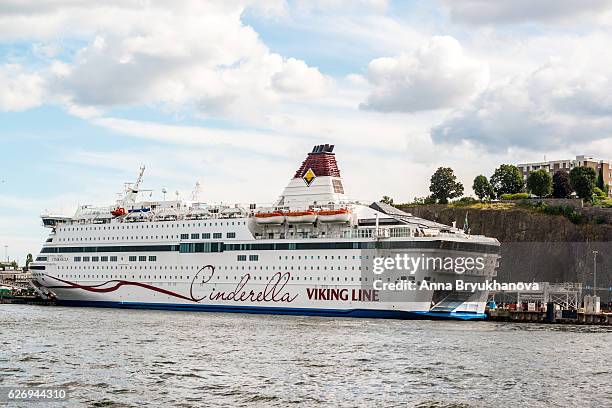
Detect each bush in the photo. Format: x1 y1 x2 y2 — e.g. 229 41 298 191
453 196 478 206
500 193 530 200
411 196 437 205
595 216 606 225
535 202 584 224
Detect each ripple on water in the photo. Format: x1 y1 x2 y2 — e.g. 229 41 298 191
1 305 612 407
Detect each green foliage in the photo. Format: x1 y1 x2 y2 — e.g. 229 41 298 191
453 196 478 206
429 167 464 204
597 165 605 191
411 196 437 205
593 187 607 199
595 216 606 225
490 164 524 197
500 193 530 200
526 169 552 198
533 202 584 224
569 166 597 200
380 195 394 205
472 175 495 201
552 171 572 198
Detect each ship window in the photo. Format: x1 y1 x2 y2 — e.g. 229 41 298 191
149 256 157 261
73 257 80 262
237 255 247 261
129 256 137 262
191 233 199 239
139 256 146 261
227 232 236 239
83 256 90 262
180 234 189 239
203 233 211 239
110 256 117 262
101 256 108 262
249 255 259 261
213 232 222 239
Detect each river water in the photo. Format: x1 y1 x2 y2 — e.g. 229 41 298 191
1 305 611 407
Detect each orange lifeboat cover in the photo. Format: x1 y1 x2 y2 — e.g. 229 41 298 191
255 211 284 218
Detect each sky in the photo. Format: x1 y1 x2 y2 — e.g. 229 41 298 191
2 0 612 262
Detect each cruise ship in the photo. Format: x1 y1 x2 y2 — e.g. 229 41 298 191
30 145 500 320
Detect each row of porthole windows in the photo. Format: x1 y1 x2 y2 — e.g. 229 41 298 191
57 263 369 272
57 232 235 242
58 220 247 233
279 255 366 260
53 273 379 283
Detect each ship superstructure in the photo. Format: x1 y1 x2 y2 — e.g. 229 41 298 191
31 145 500 319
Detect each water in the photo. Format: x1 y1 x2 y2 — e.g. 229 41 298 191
1 305 611 407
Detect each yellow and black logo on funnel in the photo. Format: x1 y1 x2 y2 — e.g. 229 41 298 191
303 168 316 186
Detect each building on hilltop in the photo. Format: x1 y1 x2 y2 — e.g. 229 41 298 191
517 155 612 197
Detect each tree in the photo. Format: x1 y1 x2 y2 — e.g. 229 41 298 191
526 169 553 198
472 175 495 201
412 196 437 205
380 196 394 205
569 166 597 200
593 187 607 200
597 165 606 192
429 167 464 204
490 164 524 197
552 171 572 198
26 253 33 268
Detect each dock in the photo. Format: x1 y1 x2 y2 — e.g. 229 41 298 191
0 296 56 306
487 308 612 325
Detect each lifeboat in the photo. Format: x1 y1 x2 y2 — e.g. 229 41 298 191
111 207 127 217
254 211 285 225
285 210 317 224
317 208 351 223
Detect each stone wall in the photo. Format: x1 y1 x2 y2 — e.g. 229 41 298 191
398 204 612 302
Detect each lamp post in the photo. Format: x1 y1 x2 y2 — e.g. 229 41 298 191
592 250 598 297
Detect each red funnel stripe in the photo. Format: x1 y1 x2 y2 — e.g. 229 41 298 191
294 152 340 178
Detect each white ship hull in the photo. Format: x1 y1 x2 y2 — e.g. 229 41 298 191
31 144 500 320
31 229 498 320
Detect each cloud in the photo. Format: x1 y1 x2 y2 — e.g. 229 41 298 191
291 0 389 14
0 1 330 119
271 58 330 97
431 58 612 152
0 64 45 111
441 0 612 25
91 117 295 157
359 36 488 112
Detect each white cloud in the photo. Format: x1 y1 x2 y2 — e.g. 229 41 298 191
91 117 295 157
0 1 330 119
0 64 45 111
441 0 612 25
431 57 612 152
271 58 331 97
291 0 389 15
359 36 489 112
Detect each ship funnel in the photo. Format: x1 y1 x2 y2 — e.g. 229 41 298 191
276 144 346 209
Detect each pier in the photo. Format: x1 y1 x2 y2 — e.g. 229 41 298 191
487 308 612 325
486 281 612 326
